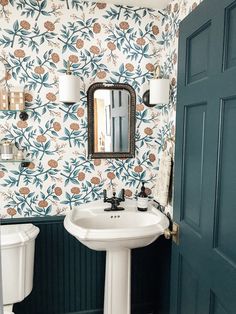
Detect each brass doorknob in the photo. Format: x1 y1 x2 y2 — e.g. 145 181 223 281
164 228 176 239
164 222 179 244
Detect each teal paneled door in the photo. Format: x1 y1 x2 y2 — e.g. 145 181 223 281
171 0 236 313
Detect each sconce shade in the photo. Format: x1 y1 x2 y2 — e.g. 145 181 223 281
59 74 80 105
150 78 170 104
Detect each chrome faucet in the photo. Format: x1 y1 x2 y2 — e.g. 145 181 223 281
103 189 125 211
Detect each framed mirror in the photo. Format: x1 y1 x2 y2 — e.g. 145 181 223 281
87 82 136 159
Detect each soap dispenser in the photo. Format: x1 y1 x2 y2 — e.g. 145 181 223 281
137 182 148 211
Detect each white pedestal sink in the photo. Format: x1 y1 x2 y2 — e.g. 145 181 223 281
64 199 169 314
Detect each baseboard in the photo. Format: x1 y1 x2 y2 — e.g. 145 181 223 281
132 302 154 314
66 303 153 314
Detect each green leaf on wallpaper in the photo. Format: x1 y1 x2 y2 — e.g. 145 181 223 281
43 83 51 88
40 0 47 9
44 141 51 150
45 206 52 215
13 20 19 32
42 72 49 82
5 29 14 35
157 40 165 45
150 34 156 40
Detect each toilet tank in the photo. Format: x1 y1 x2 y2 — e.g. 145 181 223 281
1 224 40 305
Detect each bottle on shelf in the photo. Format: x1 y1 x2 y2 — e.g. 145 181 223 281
0 141 14 160
137 182 148 212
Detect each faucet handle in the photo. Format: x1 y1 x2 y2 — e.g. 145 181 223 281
120 189 125 201
103 189 107 202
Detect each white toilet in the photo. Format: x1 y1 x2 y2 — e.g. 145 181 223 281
1 224 39 314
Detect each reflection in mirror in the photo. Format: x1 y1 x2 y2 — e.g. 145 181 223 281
87 83 136 159
94 89 129 152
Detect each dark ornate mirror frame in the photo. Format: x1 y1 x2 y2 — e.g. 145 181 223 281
87 82 136 159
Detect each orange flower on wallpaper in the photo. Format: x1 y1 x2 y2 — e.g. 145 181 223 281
71 187 80 194
93 23 101 34
76 39 84 49
149 154 156 162
77 108 84 117
77 172 85 181
125 63 134 72
96 71 106 79
20 20 31 30
48 160 58 168
107 172 115 180
36 135 47 143
134 165 143 173
7 208 17 217
96 3 107 9
17 121 28 128
46 92 56 101
54 187 63 196
53 122 61 131
91 177 101 185
51 52 60 63
34 66 45 74
89 45 100 54
19 187 30 195
146 63 155 72
68 55 79 63
44 21 55 31
0 171 5 178
25 93 33 102
38 200 48 208
119 21 129 30
70 123 80 130
14 49 25 58
107 42 116 51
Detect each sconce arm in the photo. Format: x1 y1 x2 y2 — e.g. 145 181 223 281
153 65 161 79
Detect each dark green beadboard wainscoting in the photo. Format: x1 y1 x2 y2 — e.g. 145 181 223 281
2 216 171 314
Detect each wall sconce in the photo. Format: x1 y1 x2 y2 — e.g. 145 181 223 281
143 66 170 107
59 61 80 105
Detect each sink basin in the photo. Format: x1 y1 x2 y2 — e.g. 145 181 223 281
64 198 169 314
64 199 169 251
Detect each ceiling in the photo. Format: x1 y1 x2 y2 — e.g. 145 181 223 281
96 0 170 9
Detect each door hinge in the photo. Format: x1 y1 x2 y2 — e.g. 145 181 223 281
164 222 180 245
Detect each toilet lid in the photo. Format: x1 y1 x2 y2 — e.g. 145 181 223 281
1 224 39 247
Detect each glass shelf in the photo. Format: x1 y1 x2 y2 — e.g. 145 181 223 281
0 159 31 167
0 109 28 112
0 159 30 162
0 110 29 121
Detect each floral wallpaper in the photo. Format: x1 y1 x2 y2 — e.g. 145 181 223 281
0 0 203 218
0 0 165 218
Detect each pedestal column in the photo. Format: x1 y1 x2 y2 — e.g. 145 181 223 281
104 248 131 314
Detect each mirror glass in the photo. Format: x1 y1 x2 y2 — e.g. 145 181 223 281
87 83 136 159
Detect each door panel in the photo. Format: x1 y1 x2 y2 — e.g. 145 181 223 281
178 257 199 314
187 22 211 84
111 90 129 151
171 0 236 313
182 103 206 233
214 97 236 265
224 1 236 70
